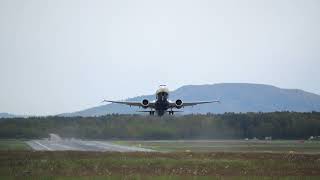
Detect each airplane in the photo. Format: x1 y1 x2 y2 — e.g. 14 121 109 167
102 85 220 116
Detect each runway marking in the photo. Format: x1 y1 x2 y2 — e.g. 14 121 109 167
70 140 102 150
94 141 154 152
51 143 75 150
34 141 52 151
28 139 154 152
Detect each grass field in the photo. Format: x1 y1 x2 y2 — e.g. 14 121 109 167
1 139 320 179
0 151 320 179
113 140 320 153
0 139 31 150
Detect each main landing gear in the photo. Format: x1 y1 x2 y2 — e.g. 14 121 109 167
149 111 155 116
168 111 174 115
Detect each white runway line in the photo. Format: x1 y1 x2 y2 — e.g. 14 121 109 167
34 141 52 151
51 143 77 150
94 141 154 152
27 139 155 152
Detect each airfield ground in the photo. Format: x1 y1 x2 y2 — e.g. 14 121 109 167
0 139 320 179
26 139 154 152
0 139 31 151
1 151 320 179
113 140 320 154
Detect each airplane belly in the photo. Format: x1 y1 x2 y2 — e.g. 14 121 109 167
156 110 166 116
155 100 169 111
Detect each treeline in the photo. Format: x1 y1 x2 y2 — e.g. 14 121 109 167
0 112 320 140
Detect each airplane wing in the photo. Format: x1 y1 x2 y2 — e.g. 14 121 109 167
183 100 220 107
169 100 220 108
102 100 155 108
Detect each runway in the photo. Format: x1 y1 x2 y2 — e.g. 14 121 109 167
27 138 154 152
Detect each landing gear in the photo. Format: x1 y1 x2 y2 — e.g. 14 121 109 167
168 108 174 115
149 111 155 116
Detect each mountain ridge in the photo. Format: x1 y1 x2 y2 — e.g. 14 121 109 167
2 83 319 118
0 113 16 118
59 83 320 117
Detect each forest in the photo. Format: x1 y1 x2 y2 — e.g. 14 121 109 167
0 112 319 140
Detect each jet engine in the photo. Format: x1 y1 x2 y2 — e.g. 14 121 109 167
175 99 183 109
141 99 149 108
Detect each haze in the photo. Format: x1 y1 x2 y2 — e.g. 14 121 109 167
0 0 319 115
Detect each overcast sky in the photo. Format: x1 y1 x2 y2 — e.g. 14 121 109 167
1 0 319 115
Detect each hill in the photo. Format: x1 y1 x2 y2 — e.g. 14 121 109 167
0 113 16 119
60 83 320 117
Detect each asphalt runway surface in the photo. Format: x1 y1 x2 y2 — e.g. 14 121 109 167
27 139 154 152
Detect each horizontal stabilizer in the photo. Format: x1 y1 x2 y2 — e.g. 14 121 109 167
136 110 155 113
166 110 183 113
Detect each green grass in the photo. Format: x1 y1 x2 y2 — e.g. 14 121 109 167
1 176 320 180
0 139 31 150
1 140 320 179
0 151 320 178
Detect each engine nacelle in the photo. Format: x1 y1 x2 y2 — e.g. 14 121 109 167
141 99 149 108
175 99 183 109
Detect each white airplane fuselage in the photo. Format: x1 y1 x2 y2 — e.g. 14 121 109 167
153 86 170 116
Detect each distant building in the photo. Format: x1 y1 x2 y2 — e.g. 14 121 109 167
265 136 272 140
309 136 320 141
